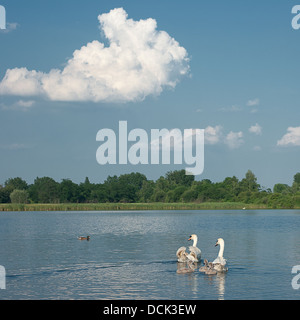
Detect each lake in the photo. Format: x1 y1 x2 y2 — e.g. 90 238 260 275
0 210 300 300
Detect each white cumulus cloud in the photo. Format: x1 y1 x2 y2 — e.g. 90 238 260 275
224 131 244 149
204 125 223 144
249 123 262 135
277 127 300 146
0 8 189 103
145 125 246 151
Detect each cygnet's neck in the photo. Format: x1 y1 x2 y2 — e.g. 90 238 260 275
218 240 225 258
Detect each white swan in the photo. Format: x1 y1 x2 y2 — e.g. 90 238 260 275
176 234 201 262
213 238 228 272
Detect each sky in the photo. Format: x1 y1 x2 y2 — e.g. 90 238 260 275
0 0 300 189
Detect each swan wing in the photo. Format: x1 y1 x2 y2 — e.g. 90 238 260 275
188 246 201 262
212 256 227 265
186 253 197 262
189 246 201 260
176 246 188 262
213 263 228 272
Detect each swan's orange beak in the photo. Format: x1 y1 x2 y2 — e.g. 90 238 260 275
188 236 192 241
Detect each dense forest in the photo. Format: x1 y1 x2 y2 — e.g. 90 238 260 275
0 170 300 209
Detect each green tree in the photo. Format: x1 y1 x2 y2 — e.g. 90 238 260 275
90 184 109 203
0 186 11 203
294 173 300 184
29 177 59 203
10 189 29 204
104 175 121 202
59 179 80 203
165 170 194 187
0 177 28 203
165 190 176 202
103 173 147 203
181 188 198 202
118 172 147 190
153 176 170 192
221 176 240 201
151 189 166 202
273 183 292 194
137 180 155 202
78 177 93 202
239 170 260 192
237 191 252 203
292 173 300 193
173 186 188 202
147 176 169 202
195 179 216 201
5 177 28 191
165 187 188 202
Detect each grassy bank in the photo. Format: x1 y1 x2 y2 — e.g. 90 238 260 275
0 202 272 212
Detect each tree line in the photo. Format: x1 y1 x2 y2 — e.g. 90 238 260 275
0 170 300 208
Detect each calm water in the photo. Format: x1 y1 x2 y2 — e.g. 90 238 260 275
0 210 300 300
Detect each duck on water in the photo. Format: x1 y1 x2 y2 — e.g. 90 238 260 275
78 236 90 241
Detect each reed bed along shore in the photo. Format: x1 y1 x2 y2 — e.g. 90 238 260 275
0 202 271 212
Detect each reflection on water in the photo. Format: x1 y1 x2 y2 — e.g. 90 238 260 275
0 210 300 299
176 261 226 300
213 273 226 300
201 271 227 300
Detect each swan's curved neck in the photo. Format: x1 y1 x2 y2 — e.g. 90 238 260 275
218 240 224 258
192 237 198 247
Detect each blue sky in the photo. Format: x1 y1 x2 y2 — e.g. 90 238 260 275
0 0 299 189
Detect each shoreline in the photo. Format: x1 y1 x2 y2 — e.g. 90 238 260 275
0 202 298 212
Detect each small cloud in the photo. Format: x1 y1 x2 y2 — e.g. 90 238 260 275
16 99 35 108
224 131 244 149
247 98 260 107
1 99 35 111
0 22 19 33
204 125 222 145
277 127 300 146
219 105 242 112
196 108 203 113
249 123 262 135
